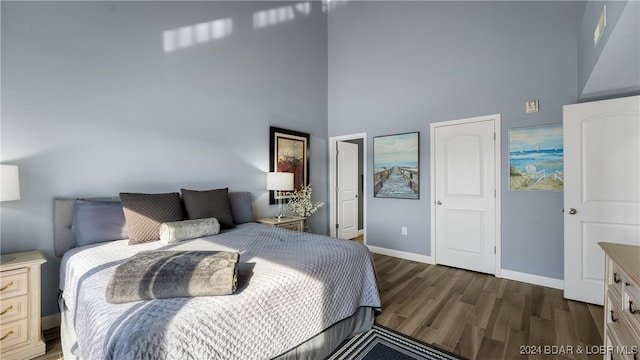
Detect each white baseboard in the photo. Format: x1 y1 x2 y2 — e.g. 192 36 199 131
367 245 434 265
42 312 61 330
368 246 564 290
499 269 564 290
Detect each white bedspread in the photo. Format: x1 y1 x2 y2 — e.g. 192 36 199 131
60 222 381 360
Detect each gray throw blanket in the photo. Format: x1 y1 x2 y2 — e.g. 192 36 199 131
105 250 239 303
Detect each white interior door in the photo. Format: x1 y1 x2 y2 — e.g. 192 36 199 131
337 141 359 239
563 95 640 305
433 117 498 274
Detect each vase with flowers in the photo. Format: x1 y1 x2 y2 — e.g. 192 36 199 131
287 185 325 232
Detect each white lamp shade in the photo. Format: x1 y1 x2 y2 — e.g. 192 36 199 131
266 172 294 191
0 165 20 201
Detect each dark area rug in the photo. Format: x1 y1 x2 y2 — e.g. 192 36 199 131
327 324 466 360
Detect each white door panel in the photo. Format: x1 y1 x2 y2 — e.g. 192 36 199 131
337 141 359 240
434 118 497 275
564 95 640 305
446 135 482 196
444 209 484 253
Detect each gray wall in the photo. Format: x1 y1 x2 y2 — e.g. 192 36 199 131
0 1 328 316
328 1 584 278
577 1 640 100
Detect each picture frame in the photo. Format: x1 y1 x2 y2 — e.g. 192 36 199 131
373 132 420 199
509 124 564 191
269 126 310 204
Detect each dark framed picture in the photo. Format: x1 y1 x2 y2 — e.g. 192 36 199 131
269 126 309 204
373 132 420 199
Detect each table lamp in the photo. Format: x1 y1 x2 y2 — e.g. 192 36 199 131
1 164 21 264
267 172 293 220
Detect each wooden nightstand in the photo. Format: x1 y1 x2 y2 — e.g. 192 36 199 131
0 251 46 360
256 216 305 232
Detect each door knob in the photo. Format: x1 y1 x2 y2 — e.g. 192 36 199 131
568 208 577 215
436 201 442 205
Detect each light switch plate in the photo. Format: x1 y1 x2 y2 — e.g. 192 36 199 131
526 99 539 113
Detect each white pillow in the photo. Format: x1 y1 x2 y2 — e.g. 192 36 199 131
159 218 220 244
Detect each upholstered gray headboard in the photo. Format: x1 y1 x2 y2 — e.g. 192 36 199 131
53 192 254 257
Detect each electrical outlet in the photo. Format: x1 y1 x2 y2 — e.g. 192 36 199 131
401 227 407 235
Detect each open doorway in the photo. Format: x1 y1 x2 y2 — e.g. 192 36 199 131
329 133 366 242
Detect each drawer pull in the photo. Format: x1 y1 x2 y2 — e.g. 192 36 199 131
0 329 14 341
0 281 14 291
0 305 14 315
613 273 621 283
630 300 640 315
610 310 618 322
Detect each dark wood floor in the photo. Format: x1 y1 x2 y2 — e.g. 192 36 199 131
36 252 604 360
372 253 604 360
34 326 63 360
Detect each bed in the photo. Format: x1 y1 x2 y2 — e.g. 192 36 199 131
54 191 381 360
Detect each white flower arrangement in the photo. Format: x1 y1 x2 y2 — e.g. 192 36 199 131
287 185 325 218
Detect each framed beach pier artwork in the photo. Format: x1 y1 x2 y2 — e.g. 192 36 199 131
373 132 420 199
509 124 564 191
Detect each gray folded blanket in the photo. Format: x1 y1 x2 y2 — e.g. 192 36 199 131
106 250 239 304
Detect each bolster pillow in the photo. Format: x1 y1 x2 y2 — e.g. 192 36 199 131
159 217 220 244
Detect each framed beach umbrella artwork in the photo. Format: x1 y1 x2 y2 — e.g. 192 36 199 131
373 132 420 199
509 124 564 191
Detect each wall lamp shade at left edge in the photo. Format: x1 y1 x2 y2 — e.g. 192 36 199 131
1 164 21 201
1 164 21 263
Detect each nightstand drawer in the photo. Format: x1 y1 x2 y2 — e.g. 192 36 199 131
0 295 27 325
0 318 28 351
610 263 624 299
622 289 640 337
278 222 303 231
0 269 28 300
256 217 305 232
623 272 640 308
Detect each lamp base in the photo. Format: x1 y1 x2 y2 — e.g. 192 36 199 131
0 255 16 264
277 199 284 220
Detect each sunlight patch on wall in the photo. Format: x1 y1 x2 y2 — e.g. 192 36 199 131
322 0 349 13
253 2 312 29
163 18 233 53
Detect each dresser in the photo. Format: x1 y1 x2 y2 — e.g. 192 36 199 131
599 242 640 360
0 251 47 360
256 216 305 232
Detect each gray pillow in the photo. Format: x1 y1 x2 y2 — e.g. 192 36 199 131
73 200 128 246
119 192 185 244
229 192 254 224
181 188 235 229
159 218 220 244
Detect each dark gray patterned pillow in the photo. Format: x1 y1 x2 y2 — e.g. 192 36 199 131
119 192 185 244
181 188 236 229
229 192 254 224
